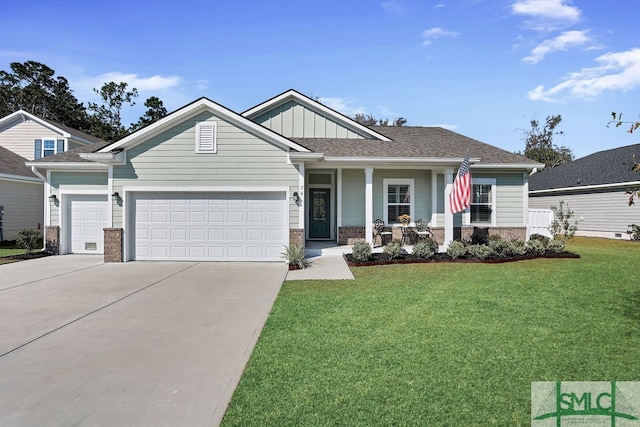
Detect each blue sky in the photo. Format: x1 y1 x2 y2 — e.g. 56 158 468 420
1 0 639 158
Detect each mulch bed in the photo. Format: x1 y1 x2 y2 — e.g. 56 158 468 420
0 251 53 264
344 252 580 267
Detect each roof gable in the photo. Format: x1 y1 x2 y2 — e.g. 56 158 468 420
529 143 640 191
99 97 309 154
243 89 391 141
0 110 98 145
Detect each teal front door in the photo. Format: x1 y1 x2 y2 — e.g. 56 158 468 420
309 189 331 239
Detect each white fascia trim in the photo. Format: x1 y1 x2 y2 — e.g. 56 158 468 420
529 181 640 194
99 98 310 154
289 152 324 162
0 173 43 183
79 151 125 165
323 157 482 164
122 185 289 193
242 90 392 142
0 110 70 137
24 162 108 171
471 163 545 170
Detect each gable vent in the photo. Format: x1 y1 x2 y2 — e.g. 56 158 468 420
196 122 217 153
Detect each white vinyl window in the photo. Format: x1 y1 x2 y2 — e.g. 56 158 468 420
34 138 65 158
470 178 496 225
195 121 217 153
383 178 414 224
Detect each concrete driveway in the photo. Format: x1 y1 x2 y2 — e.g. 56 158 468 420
0 255 286 426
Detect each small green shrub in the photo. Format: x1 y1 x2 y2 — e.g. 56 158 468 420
629 224 640 241
526 239 546 255
466 244 493 260
412 239 437 259
550 200 578 240
381 242 402 261
528 234 551 247
511 239 528 256
488 238 512 257
281 243 310 269
447 241 467 259
546 239 566 254
351 241 372 262
16 229 41 254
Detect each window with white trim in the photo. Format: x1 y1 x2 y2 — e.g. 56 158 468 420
383 179 414 224
470 178 496 225
34 138 65 159
195 121 217 153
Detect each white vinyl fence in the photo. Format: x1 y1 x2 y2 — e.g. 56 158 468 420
527 209 554 239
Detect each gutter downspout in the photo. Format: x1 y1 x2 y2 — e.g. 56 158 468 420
31 166 48 249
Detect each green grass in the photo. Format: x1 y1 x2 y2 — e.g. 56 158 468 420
0 247 27 257
222 238 640 426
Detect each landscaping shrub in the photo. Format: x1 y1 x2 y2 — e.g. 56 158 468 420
526 239 546 255
630 224 640 241
351 241 372 262
546 239 566 254
528 233 550 247
466 244 493 260
488 238 513 257
381 242 402 261
16 229 41 254
412 239 437 259
281 243 310 269
510 239 528 256
550 200 578 240
446 240 466 259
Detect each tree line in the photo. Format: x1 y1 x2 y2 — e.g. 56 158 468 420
0 61 168 142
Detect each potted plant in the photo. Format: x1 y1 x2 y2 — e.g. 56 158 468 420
397 214 411 226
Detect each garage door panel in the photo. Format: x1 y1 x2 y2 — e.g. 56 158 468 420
133 192 286 261
68 195 108 254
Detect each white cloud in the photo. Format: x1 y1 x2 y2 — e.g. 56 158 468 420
423 27 461 45
91 72 183 91
318 97 367 117
434 3 446 9
523 30 590 64
194 80 209 91
381 0 406 15
511 0 581 31
528 48 640 101
429 123 459 130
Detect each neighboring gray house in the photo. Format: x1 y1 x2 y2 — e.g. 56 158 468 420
0 110 102 241
529 143 640 240
27 90 542 262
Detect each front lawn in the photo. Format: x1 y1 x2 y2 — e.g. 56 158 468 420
222 237 640 426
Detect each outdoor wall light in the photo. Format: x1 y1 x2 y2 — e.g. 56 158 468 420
111 192 120 201
293 192 299 203
48 194 58 202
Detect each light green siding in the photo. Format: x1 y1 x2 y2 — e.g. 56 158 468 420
474 173 525 226
49 171 108 226
112 111 299 228
253 100 368 139
341 169 365 226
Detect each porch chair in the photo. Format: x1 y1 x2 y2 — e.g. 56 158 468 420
374 219 392 246
415 219 433 241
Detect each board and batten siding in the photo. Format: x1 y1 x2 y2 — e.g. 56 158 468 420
529 189 640 237
0 179 43 240
111 111 299 228
49 172 108 226
253 100 368 139
0 118 56 160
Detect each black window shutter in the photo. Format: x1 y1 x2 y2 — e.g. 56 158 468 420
57 139 65 153
34 139 42 159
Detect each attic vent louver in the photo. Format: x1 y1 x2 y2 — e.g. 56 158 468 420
195 122 217 153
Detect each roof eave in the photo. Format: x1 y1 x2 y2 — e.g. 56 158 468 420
0 173 42 183
25 161 108 170
79 151 125 165
0 110 71 137
530 180 640 194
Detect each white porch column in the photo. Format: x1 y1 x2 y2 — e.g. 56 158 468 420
298 162 305 230
365 167 373 246
336 168 342 228
444 168 454 247
431 170 438 226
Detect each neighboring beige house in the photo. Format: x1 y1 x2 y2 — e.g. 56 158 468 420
0 110 102 241
27 90 542 262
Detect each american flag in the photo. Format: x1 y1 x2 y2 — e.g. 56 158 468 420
449 154 471 214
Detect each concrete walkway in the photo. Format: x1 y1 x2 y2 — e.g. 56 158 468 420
285 255 355 281
0 256 285 426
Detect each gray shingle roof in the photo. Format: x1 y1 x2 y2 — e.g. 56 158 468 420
40 117 105 144
28 139 113 163
293 126 539 165
529 143 640 191
0 146 37 178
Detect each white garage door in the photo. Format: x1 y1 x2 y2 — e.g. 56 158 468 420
132 192 287 261
68 195 109 254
